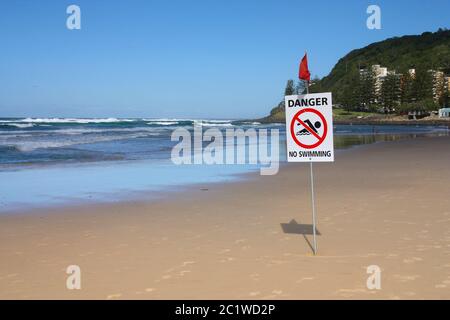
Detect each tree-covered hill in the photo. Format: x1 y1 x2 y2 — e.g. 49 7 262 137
318 29 450 103
260 29 450 123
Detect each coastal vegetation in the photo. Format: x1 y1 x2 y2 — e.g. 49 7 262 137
262 29 450 123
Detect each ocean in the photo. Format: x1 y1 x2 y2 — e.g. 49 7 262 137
0 117 448 211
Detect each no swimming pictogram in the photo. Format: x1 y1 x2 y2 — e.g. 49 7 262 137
290 108 328 149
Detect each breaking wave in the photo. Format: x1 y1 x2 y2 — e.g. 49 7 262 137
17 117 134 124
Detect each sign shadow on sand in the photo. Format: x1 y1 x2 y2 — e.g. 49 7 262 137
280 219 321 254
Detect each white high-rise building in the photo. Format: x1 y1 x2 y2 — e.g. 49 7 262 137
429 70 445 103
371 65 388 97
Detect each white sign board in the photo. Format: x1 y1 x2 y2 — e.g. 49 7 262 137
285 92 334 162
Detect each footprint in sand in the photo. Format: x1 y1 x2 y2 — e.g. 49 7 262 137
272 290 283 295
266 260 287 267
335 288 368 298
261 290 284 299
336 288 367 293
161 275 172 280
79 251 96 257
11 279 25 284
403 257 423 264
250 273 260 281
249 291 261 297
435 278 450 288
106 293 122 299
394 275 420 282
296 277 314 283
219 257 236 263
164 261 196 277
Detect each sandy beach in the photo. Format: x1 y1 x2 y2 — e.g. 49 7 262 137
1 136 450 299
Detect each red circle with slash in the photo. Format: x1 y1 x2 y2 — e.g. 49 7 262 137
290 108 328 149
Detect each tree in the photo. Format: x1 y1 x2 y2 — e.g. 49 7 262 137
437 77 449 107
295 80 306 94
340 85 358 111
309 76 324 94
307 30 450 103
400 72 415 104
380 73 401 113
359 70 376 108
284 80 295 96
340 69 361 111
397 101 425 114
422 98 438 111
443 83 450 107
339 67 377 111
412 68 433 101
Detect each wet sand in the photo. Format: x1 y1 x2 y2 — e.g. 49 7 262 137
1 136 450 299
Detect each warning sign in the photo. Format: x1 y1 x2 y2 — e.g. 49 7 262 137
285 92 334 162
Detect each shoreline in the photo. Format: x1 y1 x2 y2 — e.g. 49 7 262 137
335 119 450 126
0 132 433 216
1 135 450 299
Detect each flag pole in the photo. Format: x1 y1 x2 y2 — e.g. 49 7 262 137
305 79 317 255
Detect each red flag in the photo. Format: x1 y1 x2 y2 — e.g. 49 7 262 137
298 53 311 82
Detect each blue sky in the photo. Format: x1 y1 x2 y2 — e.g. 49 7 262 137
0 0 449 119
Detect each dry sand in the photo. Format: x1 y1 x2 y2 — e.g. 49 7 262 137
1 136 450 299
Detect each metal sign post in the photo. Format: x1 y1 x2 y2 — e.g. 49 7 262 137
285 81 334 256
309 161 317 255
305 81 317 255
